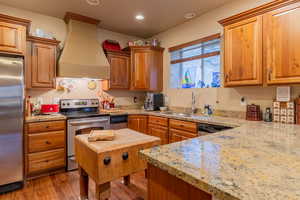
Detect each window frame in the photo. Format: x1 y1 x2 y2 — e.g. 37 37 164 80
168 33 221 89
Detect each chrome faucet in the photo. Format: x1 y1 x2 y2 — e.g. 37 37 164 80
191 92 196 114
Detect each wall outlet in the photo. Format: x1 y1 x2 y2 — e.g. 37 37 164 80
240 97 246 106
53 98 60 104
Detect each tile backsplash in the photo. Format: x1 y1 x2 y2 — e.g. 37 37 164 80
26 77 145 107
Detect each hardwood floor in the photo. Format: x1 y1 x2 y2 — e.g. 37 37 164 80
0 171 147 200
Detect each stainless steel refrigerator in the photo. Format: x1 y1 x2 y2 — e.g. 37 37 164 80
0 55 24 193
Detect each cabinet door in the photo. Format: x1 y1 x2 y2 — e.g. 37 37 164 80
148 124 168 144
0 21 26 55
128 115 148 134
109 54 130 89
31 43 56 88
138 115 148 134
128 116 140 132
264 3 300 84
224 16 263 86
131 50 150 90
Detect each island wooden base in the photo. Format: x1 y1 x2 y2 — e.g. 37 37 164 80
79 166 130 200
147 164 212 200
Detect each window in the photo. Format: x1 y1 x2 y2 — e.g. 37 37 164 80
169 34 221 89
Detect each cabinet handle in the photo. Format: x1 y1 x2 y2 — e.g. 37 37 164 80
45 141 51 145
122 152 129 161
225 73 229 82
268 69 272 81
103 156 111 165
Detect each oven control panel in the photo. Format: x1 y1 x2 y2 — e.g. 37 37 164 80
60 99 99 109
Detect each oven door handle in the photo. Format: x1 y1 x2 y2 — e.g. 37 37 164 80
69 119 109 126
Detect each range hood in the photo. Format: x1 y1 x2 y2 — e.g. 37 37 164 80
58 12 110 79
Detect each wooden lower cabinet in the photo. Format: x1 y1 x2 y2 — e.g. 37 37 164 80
169 119 198 143
128 115 199 144
27 149 65 175
147 164 212 200
128 115 148 134
28 130 65 153
148 116 169 144
25 120 66 179
148 124 168 145
169 119 197 133
169 128 198 143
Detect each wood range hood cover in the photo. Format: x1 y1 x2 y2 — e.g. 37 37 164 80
58 12 110 79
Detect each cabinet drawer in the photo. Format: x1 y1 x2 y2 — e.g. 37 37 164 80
169 119 197 133
28 130 65 153
27 120 65 133
169 128 198 139
27 149 65 175
148 124 168 144
149 116 168 127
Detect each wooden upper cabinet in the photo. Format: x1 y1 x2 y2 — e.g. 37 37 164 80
32 43 55 88
219 0 300 86
131 50 149 90
26 36 60 89
264 2 300 85
0 14 30 55
102 51 130 90
130 46 164 92
223 16 263 86
0 22 26 55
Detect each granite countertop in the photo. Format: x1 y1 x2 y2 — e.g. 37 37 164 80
24 108 300 199
140 118 300 200
25 113 67 123
106 109 244 127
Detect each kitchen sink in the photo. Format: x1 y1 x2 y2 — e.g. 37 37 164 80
161 111 193 117
175 113 193 117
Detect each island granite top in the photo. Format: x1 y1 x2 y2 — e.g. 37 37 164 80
140 119 300 200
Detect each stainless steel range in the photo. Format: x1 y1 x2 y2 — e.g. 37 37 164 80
60 99 110 171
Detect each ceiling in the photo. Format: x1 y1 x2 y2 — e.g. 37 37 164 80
0 0 233 38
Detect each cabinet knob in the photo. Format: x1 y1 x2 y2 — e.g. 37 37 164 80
103 156 111 165
46 125 50 129
122 152 129 161
45 141 51 145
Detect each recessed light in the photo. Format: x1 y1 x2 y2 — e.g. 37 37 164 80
86 0 100 6
135 14 145 21
184 12 196 19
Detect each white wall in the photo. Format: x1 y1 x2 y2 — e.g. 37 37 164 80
153 0 300 112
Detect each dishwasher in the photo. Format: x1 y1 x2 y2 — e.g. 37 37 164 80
198 123 233 136
110 115 128 130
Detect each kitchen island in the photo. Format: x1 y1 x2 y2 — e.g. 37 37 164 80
140 120 300 200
